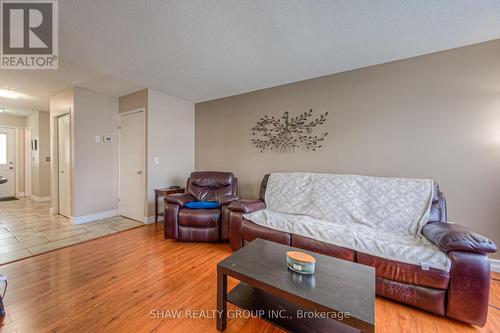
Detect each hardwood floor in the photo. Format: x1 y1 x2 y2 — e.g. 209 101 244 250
0 224 498 333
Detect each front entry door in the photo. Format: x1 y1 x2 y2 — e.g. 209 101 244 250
0 127 15 198
119 111 145 222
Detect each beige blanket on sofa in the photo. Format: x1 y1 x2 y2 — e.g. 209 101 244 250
243 172 451 271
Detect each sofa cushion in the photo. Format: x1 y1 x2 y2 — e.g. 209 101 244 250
291 234 355 262
428 202 443 222
357 252 450 289
178 225 219 242
241 219 290 245
261 172 434 236
243 209 451 271
377 277 446 315
187 172 237 202
190 171 233 188
178 208 220 228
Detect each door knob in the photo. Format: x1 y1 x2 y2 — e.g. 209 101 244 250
137 170 142 175
60 170 64 173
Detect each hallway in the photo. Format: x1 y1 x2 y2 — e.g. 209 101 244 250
0 198 143 265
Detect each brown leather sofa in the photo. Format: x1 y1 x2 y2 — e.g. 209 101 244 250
228 174 497 326
164 171 239 242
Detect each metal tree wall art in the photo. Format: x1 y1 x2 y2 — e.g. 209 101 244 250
251 109 328 153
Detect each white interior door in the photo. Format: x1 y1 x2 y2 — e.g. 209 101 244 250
57 114 71 217
119 111 145 221
0 127 15 198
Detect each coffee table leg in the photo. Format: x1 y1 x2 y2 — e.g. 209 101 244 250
217 270 227 331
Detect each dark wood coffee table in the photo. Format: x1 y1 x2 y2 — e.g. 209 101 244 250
217 239 375 333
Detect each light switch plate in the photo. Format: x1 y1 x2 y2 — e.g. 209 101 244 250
95 136 101 143
154 157 160 165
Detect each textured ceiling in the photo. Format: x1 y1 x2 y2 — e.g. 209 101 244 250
1 0 500 114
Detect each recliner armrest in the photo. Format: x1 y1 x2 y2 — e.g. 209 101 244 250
228 199 266 213
165 193 195 207
422 222 497 254
219 194 240 206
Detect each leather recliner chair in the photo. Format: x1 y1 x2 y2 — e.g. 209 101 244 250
164 171 239 242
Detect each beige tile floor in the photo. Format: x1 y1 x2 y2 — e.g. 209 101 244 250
0 197 144 265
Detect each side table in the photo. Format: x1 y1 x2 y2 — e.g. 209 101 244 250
154 187 185 223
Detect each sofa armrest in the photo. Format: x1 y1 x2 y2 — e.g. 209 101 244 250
422 222 497 254
228 199 266 213
446 251 490 326
229 211 245 251
165 193 195 207
219 194 240 206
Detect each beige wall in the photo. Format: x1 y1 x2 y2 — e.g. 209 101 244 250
26 111 51 198
119 89 148 113
38 112 50 197
196 39 500 258
50 88 119 218
73 87 119 217
0 114 25 194
118 88 194 220
26 112 39 196
146 89 194 217
0 114 25 128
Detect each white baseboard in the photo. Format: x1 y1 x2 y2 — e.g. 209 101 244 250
31 195 51 202
17 192 25 197
71 210 119 224
117 213 148 224
145 215 162 224
490 258 500 273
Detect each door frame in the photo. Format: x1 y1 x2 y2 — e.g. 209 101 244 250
118 108 147 222
54 112 73 219
55 112 71 216
24 126 31 197
0 126 19 197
